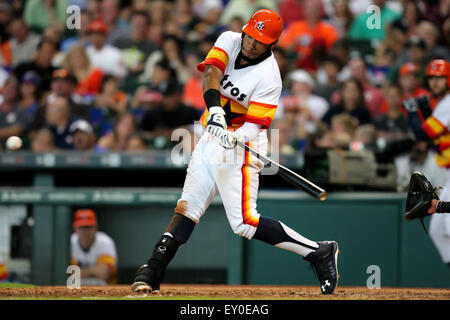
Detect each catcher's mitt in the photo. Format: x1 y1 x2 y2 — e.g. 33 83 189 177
404 172 441 233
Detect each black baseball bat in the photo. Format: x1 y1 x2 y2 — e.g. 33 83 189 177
237 141 327 201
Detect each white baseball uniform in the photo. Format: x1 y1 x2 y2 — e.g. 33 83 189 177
71 231 118 285
422 93 450 262
177 31 282 239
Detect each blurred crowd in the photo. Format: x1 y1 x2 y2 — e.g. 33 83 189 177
0 0 448 167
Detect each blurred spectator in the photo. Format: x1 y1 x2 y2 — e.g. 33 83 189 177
188 0 224 39
182 51 204 114
422 0 449 28
42 25 62 48
101 0 130 45
86 19 128 78
62 44 104 99
45 96 79 149
142 35 189 84
113 10 158 77
282 70 329 138
219 0 276 27
46 69 90 119
351 124 378 151
279 0 305 27
328 0 354 38
226 16 245 33
308 124 336 150
388 36 428 85
348 0 401 41
395 140 448 193
169 0 202 41
139 81 198 148
269 119 296 155
272 47 290 87
330 113 358 149
384 18 409 59
323 78 372 126
96 112 137 151
278 0 339 71
14 38 58 91
31 128 57 152
403 0 423 35
398 62 429 101
69 119 96 151
6 17 41 68
133 59 177 109
86 0 101 21
0 76 32 141
18 71 41 119
71 208 118 285
373 84 409 142
91 75 127 136
0 2 13 44
197 33 216 58
126 134 147 152
328 38 351 83
314 54 343 102
416 21 450 61
23 0 68 32
335 56 386 117
0 254 8 281
147 0 170 44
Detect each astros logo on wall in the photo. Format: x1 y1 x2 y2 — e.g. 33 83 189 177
256 21 265 30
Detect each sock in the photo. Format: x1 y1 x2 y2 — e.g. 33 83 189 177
165 213 196 244
253 216 319 257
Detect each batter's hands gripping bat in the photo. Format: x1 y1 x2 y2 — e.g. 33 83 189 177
236 141 327 201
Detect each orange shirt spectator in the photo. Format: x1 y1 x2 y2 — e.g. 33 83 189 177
278 0 339 70
182 77 203 111
76 68 103 97
278 21 339 68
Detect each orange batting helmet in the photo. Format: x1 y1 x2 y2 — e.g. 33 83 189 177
426 59 450 87
242 9 284 45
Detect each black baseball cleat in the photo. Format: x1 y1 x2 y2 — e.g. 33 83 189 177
131 235 181 293
131 264 160 293
304 241 340 295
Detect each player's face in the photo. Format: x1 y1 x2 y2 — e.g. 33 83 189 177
76 226 97 249
428 76 448 96
242 34 271 60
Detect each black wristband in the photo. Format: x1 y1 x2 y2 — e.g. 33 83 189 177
203 89 221 110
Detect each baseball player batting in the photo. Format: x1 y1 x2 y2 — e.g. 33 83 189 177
131 9 340 295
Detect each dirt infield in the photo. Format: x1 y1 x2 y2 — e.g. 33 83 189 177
0 285 449 300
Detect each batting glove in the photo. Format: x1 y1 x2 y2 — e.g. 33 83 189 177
218 129 240 149
207 107 227 135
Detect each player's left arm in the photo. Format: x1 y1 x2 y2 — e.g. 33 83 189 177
219 79 282 148
80 263 112 282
